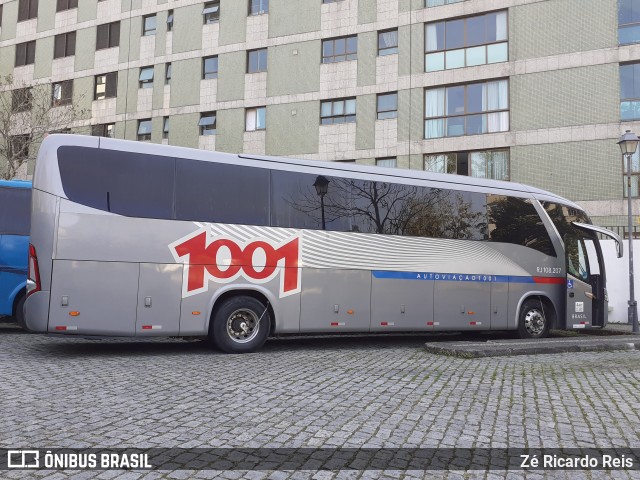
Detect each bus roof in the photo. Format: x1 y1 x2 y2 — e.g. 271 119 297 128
35 134 580 210
0 179 31 189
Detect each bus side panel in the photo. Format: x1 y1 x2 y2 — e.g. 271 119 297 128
24 190 59 333
434 280 490 330
300 268 371 332
48 260 139 335
370 276 434 331
136 263 183 336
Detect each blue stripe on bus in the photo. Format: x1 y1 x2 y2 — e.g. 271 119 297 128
372 270 557 284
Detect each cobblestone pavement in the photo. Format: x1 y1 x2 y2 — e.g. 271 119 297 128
1 323 639 479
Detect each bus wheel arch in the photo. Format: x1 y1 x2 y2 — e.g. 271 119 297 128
208 289 275 353
517 295 556 339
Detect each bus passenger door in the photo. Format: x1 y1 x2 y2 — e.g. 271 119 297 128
136 263 183 336
565 236 594 328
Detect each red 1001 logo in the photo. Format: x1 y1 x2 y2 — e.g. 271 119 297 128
169 228 302 298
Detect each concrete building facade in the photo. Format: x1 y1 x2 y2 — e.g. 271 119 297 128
0 0 638 227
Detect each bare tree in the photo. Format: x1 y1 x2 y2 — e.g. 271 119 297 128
0 75 88 180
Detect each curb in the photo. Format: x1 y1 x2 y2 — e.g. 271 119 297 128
424 336 640 358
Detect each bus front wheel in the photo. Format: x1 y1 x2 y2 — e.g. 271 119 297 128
518 299 549 339
210 295 271 353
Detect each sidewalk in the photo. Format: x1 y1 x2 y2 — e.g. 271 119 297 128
425 322 640 358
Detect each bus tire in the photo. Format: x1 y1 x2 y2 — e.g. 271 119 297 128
517 299 549 339
210 295 270 353
14 294 26 330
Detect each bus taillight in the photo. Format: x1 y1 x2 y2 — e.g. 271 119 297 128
27 243 41 297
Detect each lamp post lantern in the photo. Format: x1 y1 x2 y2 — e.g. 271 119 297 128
618 130 640 334
313 175 329 230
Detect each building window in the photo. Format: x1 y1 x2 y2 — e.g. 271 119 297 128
203 56 218 79
10 135 30 161
425 11 508 72
376 157 396 168
246 107 266 131
378 29 398 56
203 1 220 24
322 0 344 3
424 149 509 180
94 72 118 100
137 119 152 141
426 0 465 6
0 5 3 28
143 14 156 36
247 48 267 73
321 98 356 124
139 66 154 89
52 80 73 106
96 21 120 50
163 117 169 139
249 0 268 15
56 0 77 12
322 36 357 63
199 112 217 135
167 10 174 31
621 62 640 120
54 31 76 58
620 0 640 45
15 41 36 67
377 92 398 120
12 88 32 112
424 79 509 138
165 63 171 85
91 123 115 137
18 0 38 21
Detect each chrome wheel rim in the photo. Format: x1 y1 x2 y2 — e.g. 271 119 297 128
226 308 260 344
524 308 545 336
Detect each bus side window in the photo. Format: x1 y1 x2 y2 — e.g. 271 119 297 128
58 146 175 220
270 170 352 232
176 159 269 226
487 195 556 256
0 187 31 235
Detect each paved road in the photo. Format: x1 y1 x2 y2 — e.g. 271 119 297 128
1 324 639 479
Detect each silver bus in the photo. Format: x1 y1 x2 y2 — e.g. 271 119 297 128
24 135 622 353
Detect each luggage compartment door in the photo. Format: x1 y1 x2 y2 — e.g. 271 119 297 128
49 260 139 335
136 263 183 336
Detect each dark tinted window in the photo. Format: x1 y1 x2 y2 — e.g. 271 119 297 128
175 160 269 225
542 201 592 240
0 187 31 235
270 171 352 231
58 146 175 219
488 195 555 256
350 180 487 240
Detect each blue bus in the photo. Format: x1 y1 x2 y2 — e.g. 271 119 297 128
0 180 31 327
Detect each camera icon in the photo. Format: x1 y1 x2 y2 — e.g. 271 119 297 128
7 450 40 468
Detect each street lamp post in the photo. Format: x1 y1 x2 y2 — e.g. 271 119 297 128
618 130 640 334
313 175 329 230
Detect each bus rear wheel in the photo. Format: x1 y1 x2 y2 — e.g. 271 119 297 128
518 299 549 339
210 295 270 353
14 294 26 330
